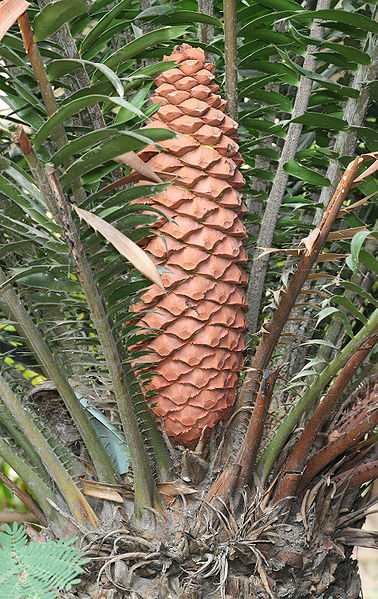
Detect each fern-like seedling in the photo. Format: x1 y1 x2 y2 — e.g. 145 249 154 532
0 523 89 599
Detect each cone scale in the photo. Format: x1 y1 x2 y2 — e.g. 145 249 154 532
132 45 248 447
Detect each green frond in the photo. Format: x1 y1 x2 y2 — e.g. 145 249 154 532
0 523 89 599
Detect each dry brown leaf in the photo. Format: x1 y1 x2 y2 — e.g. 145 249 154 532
301 227 320 253
334 527 378 549
114 150 163 183
326 226 372 242
81 478 196 506
74 205 164 290
307 272 335 280
158 481 197 496
298 289 329 296
81 479 124 503
255 247 301 259
316 253 346 262
0 0 30 41
337 192 377 217
352 158 378 184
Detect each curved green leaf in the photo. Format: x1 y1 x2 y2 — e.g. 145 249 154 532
61 61 176 104
259 0 302 10
80 0 131 53
316 306 354 338
292 113 347 130
60 131 166 188
3 265 72 290
11 271 79 293
244 118 286 138
358 249 378 275
249 147 280 160
0 90 45 130
290 9 378 34
93 26 187 82
340 281 378 308
283 160 331 186
351 230 372 261
322 42 371 66
243 61 298 85
239 10 299 34
33 96 145 150
115 83 152 123
83 182 167 209
247 89 293 112
4 165 45 203
300 339 336 348
277 49 359 99
47 60 123 97
240 28 295 46
239 75 280 95
51 129 116 166
0 46 26 68
52 123 174 170
331 295 367 325
33 0 91 42
348 126 377 149
139 9 222 28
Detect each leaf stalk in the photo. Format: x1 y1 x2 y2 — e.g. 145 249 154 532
0 266 119 485
0 374 98 527
273 334 377 501
258 309 378 484
45 164 164 521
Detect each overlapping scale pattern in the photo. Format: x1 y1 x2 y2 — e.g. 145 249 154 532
131 44 248 447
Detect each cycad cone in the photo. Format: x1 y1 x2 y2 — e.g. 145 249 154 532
132 44 248 447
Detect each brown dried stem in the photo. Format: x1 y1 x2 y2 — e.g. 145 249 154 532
235 366 283 489
258 308 378 485
0 469 48 527
333 461 378 489
298 406 378 492
17 12 66 142
206 153 377 504
17 10 86 204
273 335 377 502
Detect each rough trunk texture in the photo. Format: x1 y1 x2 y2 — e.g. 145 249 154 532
77 483 368 599
131 44 248 447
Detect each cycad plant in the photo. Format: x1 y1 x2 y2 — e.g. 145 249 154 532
0 0 377 598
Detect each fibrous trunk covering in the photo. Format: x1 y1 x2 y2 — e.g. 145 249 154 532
132 45 247 447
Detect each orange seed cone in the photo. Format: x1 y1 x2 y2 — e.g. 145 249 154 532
131 44 248 447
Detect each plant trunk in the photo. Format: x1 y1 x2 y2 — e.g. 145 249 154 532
73 484 369 599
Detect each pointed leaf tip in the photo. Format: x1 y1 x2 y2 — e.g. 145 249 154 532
0 0 30 42
114 151 163 183
33 0 91 41
73 205 165 290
